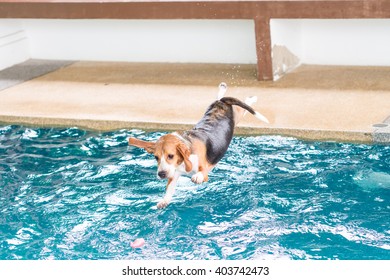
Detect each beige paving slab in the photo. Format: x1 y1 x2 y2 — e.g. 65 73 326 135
1 61 390 142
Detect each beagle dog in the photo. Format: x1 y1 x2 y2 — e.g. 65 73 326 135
129 83 269 208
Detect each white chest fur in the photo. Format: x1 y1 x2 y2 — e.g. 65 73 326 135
177 154 199 176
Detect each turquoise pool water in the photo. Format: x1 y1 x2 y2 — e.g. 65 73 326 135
0 125 389 260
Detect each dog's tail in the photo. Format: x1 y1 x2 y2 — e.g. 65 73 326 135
220 97 270 124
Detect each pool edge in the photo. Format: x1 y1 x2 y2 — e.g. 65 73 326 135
0 115 377 143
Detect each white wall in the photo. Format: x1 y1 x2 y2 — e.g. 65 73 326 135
270 19 303 78
0 19 30 70
2 19 390 76
271 19 303 60
301 19 390 66
270 19 390 67
23 19 257 64
270 19 390 76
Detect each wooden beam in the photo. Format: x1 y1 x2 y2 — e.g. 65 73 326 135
254 18 273 81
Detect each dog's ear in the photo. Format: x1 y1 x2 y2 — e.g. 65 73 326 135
176 142 192 172
128 137 156 154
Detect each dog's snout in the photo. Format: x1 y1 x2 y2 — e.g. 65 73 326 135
158 171 167 179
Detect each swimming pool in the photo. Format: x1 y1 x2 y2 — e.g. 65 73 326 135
0 125 389 260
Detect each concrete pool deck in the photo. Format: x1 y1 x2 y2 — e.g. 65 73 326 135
0 60 390 143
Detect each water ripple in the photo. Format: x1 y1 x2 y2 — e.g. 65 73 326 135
0 126 389 260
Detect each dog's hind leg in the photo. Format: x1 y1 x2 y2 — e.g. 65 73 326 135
233 96 258 126
245 96 258 107
242 96 258 118
217 82 227 100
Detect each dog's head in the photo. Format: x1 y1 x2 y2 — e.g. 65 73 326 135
129 134 192 179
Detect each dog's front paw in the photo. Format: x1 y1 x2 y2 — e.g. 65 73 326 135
191 172 205 184
157 199 169 209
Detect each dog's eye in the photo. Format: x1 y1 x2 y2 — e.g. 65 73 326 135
154 155 159 161
167 154 174 160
